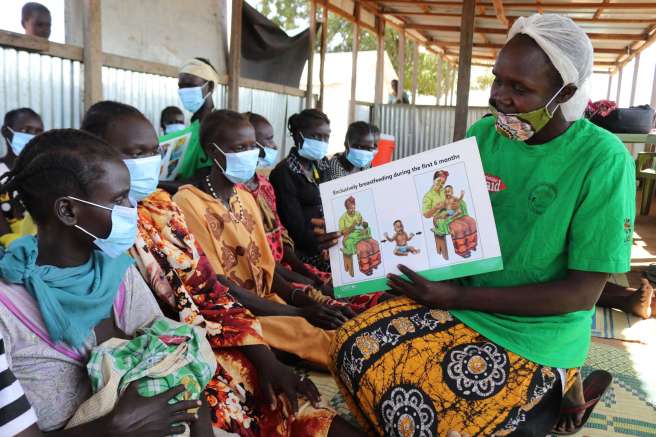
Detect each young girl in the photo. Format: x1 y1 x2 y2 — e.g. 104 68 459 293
323 121 377 181
82 101 357 436
0 129 205 434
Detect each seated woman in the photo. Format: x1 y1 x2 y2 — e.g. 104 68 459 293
330 14 634 436
269 110 340 271
323 121 377 181
173 110 354 369
0 129 207 434
81 100 358 436
0 108 43 248
241 112 383 312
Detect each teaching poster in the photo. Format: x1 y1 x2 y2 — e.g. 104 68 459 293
319 137 502 298
159 127 193 181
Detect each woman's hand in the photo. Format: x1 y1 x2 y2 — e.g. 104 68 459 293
107 383 201 437
387 265 460 309
301 304 348 329
310 218 341 250
257 358 321 417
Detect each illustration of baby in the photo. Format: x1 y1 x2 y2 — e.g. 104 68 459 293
384 220 420 256
445 185 465 217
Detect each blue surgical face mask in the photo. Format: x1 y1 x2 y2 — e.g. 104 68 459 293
7 128 35 156
68 196 138 258
298 134 329 161
258 143 279 168
124 154 162 202
213 143 259 184
347 146 376 168
163 123 186 135
178 82 209 113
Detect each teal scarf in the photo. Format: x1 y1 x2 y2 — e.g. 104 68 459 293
0 236 134 349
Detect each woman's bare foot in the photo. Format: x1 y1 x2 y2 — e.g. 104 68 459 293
554 372 585 434
626 278 653 319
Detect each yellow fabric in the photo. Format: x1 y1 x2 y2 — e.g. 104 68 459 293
179 58 221 84
173 185 334 368
0 212 37 248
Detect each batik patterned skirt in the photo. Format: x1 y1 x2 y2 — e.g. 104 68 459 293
330 297 571 436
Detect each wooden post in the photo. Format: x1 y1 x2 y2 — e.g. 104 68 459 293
306 0 317 108
349 5 360 123
630 53 641 106
398 30 406 103
83 0 102 111
453 0 476 141
374 17 385 105
606 73 612 99
436 56 443 105
228 0 243 111
450 67 456 106
616 66 623 102
411 43 419 105
318 1 328 111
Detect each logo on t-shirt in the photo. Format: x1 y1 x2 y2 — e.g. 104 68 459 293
624 218 633 243
485 175 506 192
528 183 558 215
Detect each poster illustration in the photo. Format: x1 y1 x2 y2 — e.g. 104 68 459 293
319 137 502 298
159 127 193 181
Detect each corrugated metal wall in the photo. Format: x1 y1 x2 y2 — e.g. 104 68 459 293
0 47 82 129
373 104 489 159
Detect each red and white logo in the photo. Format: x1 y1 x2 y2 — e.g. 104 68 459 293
485 175 506 192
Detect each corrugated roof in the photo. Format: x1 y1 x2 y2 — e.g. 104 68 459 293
326 0 656 72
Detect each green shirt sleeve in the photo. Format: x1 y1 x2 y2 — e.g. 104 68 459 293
422 191 434 216
568 150 636 274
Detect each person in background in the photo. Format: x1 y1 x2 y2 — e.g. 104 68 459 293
175 58 219 181
174 110 352 369
0 332 41 437
323 121 377 181
0 108 43 248
0 129 209 434
21 2 51 39
388 79 409 104
159 106 185 136
269 110 340 272
82 101 353 436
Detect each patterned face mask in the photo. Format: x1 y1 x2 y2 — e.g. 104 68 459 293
490 85 566 142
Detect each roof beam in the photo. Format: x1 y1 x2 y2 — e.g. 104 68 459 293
378 1 656 9
435 40 629 54
491 0 509 28
593 0 610 19
383 11 655 24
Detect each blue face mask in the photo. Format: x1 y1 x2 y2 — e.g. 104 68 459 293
298 135 329 161
124 155 162 202
347 147 376 168
258 144 279 168
7 128 35 156
163 123 186 135
178 83 209 113
213 143 259 184
68 197 138 258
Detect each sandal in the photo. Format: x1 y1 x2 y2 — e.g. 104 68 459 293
552 370 613 435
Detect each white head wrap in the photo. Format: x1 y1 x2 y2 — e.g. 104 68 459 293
507 14 594 121
179 58 221 85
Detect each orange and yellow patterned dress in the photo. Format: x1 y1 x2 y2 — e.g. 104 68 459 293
173 185 334 368
330 297 576 436
130 189 335 436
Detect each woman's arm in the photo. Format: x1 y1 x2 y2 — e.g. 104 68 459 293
388 266 608 316
281 247 321 283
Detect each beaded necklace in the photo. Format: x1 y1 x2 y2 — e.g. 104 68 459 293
204 175 245 223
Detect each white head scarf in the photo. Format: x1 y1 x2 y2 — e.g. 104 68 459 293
179 58 221 85
507 14 594 121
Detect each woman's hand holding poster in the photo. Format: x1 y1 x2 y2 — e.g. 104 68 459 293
319 137 503 298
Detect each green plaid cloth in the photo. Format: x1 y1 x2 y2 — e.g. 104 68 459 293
86 318 214 403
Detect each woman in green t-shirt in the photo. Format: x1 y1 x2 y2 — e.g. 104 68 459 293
329 14 635 436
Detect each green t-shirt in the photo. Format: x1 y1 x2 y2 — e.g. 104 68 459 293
422 188 449 235
176 120 212 180
453 117 635 368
